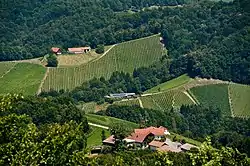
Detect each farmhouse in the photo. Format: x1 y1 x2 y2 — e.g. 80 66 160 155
51 47 62 55
68 47 91 54
102 126 198 153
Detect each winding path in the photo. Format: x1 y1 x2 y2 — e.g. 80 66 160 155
88 123 109 130
36 68 49 95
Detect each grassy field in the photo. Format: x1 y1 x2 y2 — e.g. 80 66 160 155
87 127 110 148
77 102 97 113
145 74 192 93
86 114 139 128
42 35 163 91
114 99 140 107
190 84 231 116
0 62 16 77
229 84 250 118
0 63 46 95
168 133 201 146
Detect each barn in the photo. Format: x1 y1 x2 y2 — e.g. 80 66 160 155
51 47 62 55
68 47 91 54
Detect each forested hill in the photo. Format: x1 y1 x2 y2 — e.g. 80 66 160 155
0 0 185 60
1 0 250 84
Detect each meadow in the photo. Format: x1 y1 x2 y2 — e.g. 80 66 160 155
42 35 163 91
0 62 16 77
114 99 140 107
0 63 46 96
145 74 192 93
229 84 250 118
190 84 231 116
86 114 139 129
87 127 110 148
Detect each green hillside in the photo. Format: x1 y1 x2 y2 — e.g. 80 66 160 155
87 127 110 148
141 90 194 111
86 114 139 129
0 63 46 96
42 35 163 91
0 62 16 77
229 84 250 118
145 74 192 93
114 99 140 107
190 84 231 116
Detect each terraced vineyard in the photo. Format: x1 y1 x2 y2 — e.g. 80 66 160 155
0 62 16 77
190 84 231 116
0 63 46 95
141 90 194 111
229 84 250 118
114 99 140 107
42 35 163 91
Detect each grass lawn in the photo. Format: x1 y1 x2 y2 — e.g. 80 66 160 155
0 62 16 77
145 74 192 93
87 127 110 148
0 63 46 95
86 114 139 128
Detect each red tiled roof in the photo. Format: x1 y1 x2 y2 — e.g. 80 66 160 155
149 140 166 148
68 47 91 52
126 126 168 143
102 135 115 145
51 47 60 53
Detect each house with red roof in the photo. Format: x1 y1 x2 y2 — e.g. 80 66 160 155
68 47 91 54
103 126 170 148
51 47 62 55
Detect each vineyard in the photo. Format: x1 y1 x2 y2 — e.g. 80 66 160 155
0 62 16 77
229 84 250 118
145 74 192 93
140 90 194 111
78 102 97 113
0 63 46 96
42 35 163 91
190 84 231 116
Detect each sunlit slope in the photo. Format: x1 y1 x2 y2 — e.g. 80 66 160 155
42 35 163 91
0 63 46 96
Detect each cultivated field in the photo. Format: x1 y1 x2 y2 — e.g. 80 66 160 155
145 74 192 93
229 84 250 118
141 90 194 111
42 35 163 91
0 63 46 96
190 84 231 116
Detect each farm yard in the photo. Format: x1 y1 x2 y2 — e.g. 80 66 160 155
42 35 164 91
190 84 231 116
57 46 112 67
0 63 46 96
229 84 250 118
